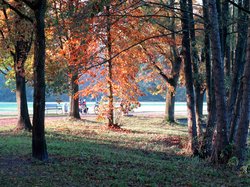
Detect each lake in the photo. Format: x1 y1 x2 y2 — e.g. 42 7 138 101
0 102 207 115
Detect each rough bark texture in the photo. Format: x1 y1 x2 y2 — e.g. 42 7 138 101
31 0 48 161
164 55 182 123
229 82 243 142
180 0 198 155
200 0 216 158
222 0 231 80
164 0 182 123
227 0 249 127
188 0 204 138
14 40 32 131
209 0 229 164
5 1 33 131
165 90 175 122
106 5 115 127
69 73 80 119
233 23 250 166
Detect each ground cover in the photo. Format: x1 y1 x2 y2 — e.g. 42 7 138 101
0 116 249 186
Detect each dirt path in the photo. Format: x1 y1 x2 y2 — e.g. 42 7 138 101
0 118 18 126
0 116 68 126
0 112 166 126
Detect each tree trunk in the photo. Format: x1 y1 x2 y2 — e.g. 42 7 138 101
165 89 175 122
195 87 204 138
106 6 114 127
197 90 205 135
187 0 204 138
14 41 32 131
180 0 198 155
106 5 115 127
209 0 229 164
227 0 249 127
233 24 250 167
107 58 115 127
164 0 182 123
9 1 33 131
69 73 80 119
200 0 216 158
31 0 48 161
229 82 243 142
222 0 231 82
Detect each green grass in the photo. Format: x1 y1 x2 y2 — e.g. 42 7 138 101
0 116 249 186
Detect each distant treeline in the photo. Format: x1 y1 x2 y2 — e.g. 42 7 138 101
0 75 186 102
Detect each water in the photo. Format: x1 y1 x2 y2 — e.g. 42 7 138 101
0 102 207 115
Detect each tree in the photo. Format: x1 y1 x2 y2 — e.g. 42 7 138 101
233 20 250 167
0 1 33 131
180 0 198 155
227 0 249 142
20 0 48 160
209 0 229 164
199 0 216 158
187 0 205 138
46 0 97 120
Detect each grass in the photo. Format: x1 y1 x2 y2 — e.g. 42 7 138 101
0 115 249 186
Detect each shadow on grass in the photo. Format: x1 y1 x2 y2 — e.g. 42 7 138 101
0 129 189 186
0 119 249 187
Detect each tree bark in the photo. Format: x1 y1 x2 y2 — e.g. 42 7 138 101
180 0 198 155
163 0 182 123
200 0 216 157
165 89 175 122
69 73 80 119
233 23 250 167
30 0 48 161
106 5 115 127
227 0 249 127
222 0 231 81
229 82 243 142
164 53 182 123
209 0 229 164
2 1 33 131
187 0 204 138
14 42 32 131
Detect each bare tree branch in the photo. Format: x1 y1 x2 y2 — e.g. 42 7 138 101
20 0 36 9
1 0 33 22
84 31 182 71
227 0 250 14
140 0 204 19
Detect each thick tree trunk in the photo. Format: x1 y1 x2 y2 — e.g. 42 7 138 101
227 0 249 127
10 1 32 131
180 0 198 155
233 24 250 166
164 56 181 123
229 82 243 142
187 0 204 138
32 0 48 161
209 0 229 164
164 1 182 123
15 72 32 131
14 41 32 131
195 87 204 138
165 89 175 122
222 0 231 81
69 73 80 119
200 0 216 157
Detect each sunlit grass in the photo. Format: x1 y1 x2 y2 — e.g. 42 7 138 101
0 115 249 186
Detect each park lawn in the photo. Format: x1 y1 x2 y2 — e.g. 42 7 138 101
0 116 249 186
